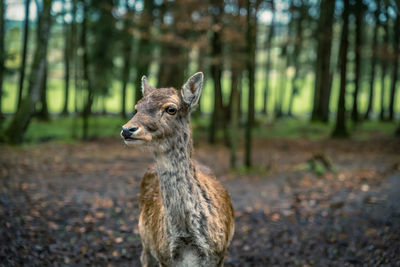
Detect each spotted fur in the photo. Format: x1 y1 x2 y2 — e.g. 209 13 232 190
121 73 234 267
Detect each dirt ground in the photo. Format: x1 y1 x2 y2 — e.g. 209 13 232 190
1 136 400 266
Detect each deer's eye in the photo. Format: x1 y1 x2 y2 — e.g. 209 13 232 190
165 106 177 115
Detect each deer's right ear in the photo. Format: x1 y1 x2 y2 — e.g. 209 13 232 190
181 72 203 109
142 76 155 96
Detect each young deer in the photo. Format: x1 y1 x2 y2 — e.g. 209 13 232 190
121 72 234 266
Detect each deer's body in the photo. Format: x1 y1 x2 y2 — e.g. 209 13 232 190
121 73 234 267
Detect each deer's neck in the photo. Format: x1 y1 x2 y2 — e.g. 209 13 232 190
154 130 209 252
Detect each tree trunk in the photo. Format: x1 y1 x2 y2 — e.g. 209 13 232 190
380 6 389 121
36 63 49 120
365 8 379 120
81 2 93 140
332 1 349 138
351 0 363 123
388 13 399 121
245 0 257 168
134 0 154 104
4 0 53 144
229 68 241 169
311 0 335 123
288 8 303 117
61 0 70 115
16 0 31 110
208 0 224 144
262 0 275 115
0 0 5 118
120 1 134 118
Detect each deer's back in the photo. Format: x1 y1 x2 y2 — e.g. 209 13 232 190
138 163 234 265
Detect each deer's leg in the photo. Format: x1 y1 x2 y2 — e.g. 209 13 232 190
140 247 158 267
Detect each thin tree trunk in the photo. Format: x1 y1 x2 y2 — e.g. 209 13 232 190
245 0 257 167
365 8 379 120
4 0 53 144
37 63 49 120
16 0 31 110
332 1 349 138
311 0 335 123
262 0 275 115
388 13 399 121
208 0 224 144
351 0 363 123
120 1 134 118
134 0 154 104
61 0 70 115
81 2 93 140
0 0 5 118
380 6 389 121
229 68 241 169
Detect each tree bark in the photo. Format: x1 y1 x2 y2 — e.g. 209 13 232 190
332 0 349 138
311 0 335 123
351 0 363 123
16 0 31 110
4 0 53 144
364 8 379 120
388 13 399 121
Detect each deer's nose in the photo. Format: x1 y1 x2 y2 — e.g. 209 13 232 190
121 126 139 138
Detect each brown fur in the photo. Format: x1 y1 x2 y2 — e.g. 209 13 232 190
121 73 234 266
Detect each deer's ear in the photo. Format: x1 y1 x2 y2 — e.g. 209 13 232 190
181 72 203 109
141 76 155 96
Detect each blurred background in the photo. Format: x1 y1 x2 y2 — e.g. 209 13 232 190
0 0 400 265
0 0 399 156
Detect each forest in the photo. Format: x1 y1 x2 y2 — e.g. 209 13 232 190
0 0 399 265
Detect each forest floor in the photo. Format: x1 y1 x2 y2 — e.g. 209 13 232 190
1 134 400 266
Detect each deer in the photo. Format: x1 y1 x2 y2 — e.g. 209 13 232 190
120 72 234 267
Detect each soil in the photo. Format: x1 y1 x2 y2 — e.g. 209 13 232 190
1 136 399 266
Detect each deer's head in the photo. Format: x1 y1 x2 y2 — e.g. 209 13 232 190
121 72 203 151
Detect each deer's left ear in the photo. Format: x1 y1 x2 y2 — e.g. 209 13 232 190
181 72 203 109
142 76 155 96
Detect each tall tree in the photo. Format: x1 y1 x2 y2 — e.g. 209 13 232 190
262 0 275 115
245 0 258 167
120 0 134 118
133 0 155 104
311 0 335 123
379 4 389 121
61 0 70 115
4 0 53 144
351 0 365 123
0 0 5 118
332 0 350 138
208 0 225 144
16 0 31 109
81 0 92 140
364 5 380 120
388 12 399 121
288 0 306 117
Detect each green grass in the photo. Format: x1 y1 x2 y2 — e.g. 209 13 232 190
1 116 127 144
0 115 396 145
